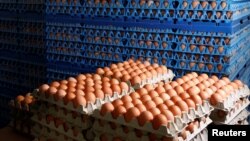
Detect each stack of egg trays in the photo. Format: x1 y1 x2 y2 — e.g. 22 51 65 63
46 0 82 17
209 84 250 125
171 24 250 79
233 58 250 87
92 97 213 141
30 78 136 141
0 0 17 12
175 0 250 33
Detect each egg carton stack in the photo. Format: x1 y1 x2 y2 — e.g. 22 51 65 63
172 0 250 79
9 93 36 135
92 72 222 141
209 82 250 125
31 61 174 140
0 0 47 127
45 0 97 82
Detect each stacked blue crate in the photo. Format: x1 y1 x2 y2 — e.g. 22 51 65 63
0 0 47 127
45 0 96 82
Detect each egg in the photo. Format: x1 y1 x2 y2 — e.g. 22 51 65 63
181 83 190 91
112 99 123 107
190 94 202 105
170 81 179 88
100 103 114 116
95 89 105 99
137 88 148 96
234 80 244 88
137 111 153 126
39 84 50 93
202 81 211 88
216 89 227 99
152 97 164 105
74 95 86 108
229 82 239 89
175 86 185 94
103 87 113 96
157 103 168 111
211 1 217 9
187 86 200 95
211 75 219 82
141 95 152 103
111 84 122 94
152 114 168 129
166 89 178 97
186 122 197 133
85 92 96 103
171 96 182 103
132 99 143 105
130 92 140 100
197 83 206 91
210 93 223 105
50 81 60 88
135 104 147 112
112 106 126 119
55 89 67 101
184 98 196 109
199 91 210 100
159 93 171 101
148 90 159 98
123 102 134 109
121 95 132 103
124 107 140 122
164 99 175 107
131 76 142 85
144 100 156 110
46 87 58 96
144 84 154 91
164 83 172 90
169 105 182 116
16 95 25 103
64 93 76 104
176 100 189 112
155 86 166 94
85 86 95 93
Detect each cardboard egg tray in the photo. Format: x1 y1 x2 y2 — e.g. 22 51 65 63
92 99 213 136
31 115 86 141
33 87 134 115
34 102 93 129
228 109 249 125
32 124 78 141
210 98 250 124
212 85 250 110
92 109 185 136
118 69 174 90
93 116 211 141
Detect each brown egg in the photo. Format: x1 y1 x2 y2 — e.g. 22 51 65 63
95 89 105 99
124 107 140 122
211 75 219 82
137 88 148 96
112 99 123 108
152 114 168 129
111 84 122 94
141 95 152 103
221 77 230 84
50 81 60 88
16 95 25 103
169 105 182 116
159 93 171 101
199 91 210 100
97 68 105 75
55 89 67 101
163 83 172 90
39 84 50 93
164 99 175 107
155 86 166 94
175 100 189 112
74 94 86 108
181 83 190 90
187 86 201 95
85 92 96 103
161 110 174 121
186 80 195 87
148 90 159 98
130 92 140 100
144 84 154 91
197 83 206 91
100 103 114 116
190 94 202 105
131 76 142 85
112 106 127 119
121 95 133 103
176 78 185 85
182 76 190 82
179 92 190 100
171 96 182 103
137 111 153 126
166 89 178 97
229 82 239 89
186 122 197 133
157 103 168 111
64 93 76 104
144 100 156 110
132 99 143 105
175 86 185 94
216 89 227 99
144 71 152 79
85 86 95 93
197 76 204 82
191 78 200 85
135 104 147 112
234 80 244 88
152 97 164 105
102 87 113 96
46 87 58 96
170 81 179 88
76 74 86 81
210 93 223 105
149 107 161 117
123 101 134 110
184 98 196 109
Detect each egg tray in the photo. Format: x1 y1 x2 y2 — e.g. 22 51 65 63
228 109 249 125
34 102 93 130
33 86 134 115
32 123 79 141
31 114 86 141
93 116 212 141
129 69 175 90
210 98 250 124
212 85 250 110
